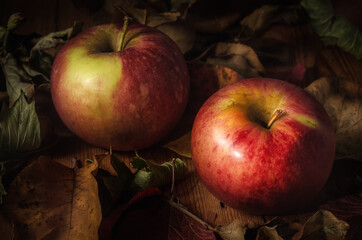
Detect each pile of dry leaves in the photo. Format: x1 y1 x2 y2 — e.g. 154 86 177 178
0 0 361 239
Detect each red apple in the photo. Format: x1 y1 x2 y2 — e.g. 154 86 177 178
51 20 189 150
191 78 335 215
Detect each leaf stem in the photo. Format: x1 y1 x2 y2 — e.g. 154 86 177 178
166 198 216 231
170 158 175 199
117 16 131 52
267 109 283 129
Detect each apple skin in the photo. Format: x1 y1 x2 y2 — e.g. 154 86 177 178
191 78 335 215
51 22 189 150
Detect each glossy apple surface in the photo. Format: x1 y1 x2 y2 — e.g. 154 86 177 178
191 78 335 215
51 23 189 150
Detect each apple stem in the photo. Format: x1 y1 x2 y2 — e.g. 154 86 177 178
267 110 283 129
117 16 131 52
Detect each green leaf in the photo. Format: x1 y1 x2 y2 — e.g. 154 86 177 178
131 151 149 171
0 92 41 152
22 62 50 82
1 53 35 107
129 154 187 192
301 0 362 59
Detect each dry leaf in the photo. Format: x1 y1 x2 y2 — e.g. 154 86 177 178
116 4 180 27
162 63 242 157
4 156 101 240
116 4 194 53
185 0 244 34
206 42 264 78
305 77 362 160
95 152 134 215
267 63 306 86
163 131 192 158
215 220 247 240
301 210 349 240
321 193 362 240
256 226 283 240
239 5 303 39
0 209 14 240
168 201 217 240
261 217 304 240
156 21 195 53
246 38 313 87
130 154 187 192
1 53 34 107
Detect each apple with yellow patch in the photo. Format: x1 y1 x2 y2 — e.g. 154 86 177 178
191 78 335 215
51 19 189 150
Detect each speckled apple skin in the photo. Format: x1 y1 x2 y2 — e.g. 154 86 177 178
51 23 189 150
191 78 335 215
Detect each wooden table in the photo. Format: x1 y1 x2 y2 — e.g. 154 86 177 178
1 0 361 236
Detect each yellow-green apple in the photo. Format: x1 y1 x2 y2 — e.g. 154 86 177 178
191 78 335 215
51 20 189 150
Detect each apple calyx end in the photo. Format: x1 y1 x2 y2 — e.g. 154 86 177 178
117 16 131 52
267 109 284 129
